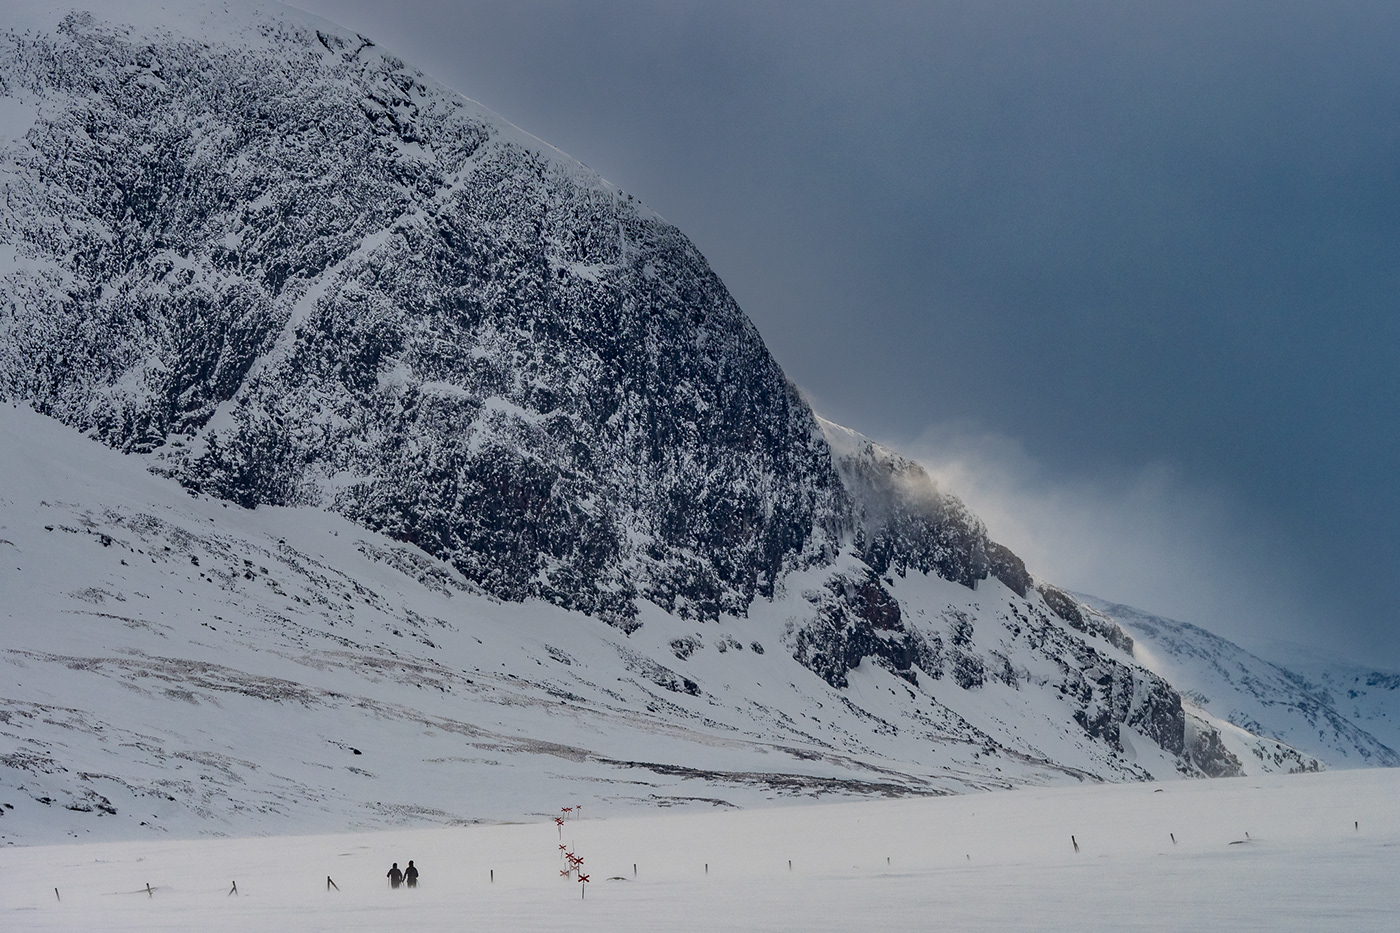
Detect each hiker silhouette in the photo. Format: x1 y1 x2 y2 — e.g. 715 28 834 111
387 862 404 889
405 860 419 888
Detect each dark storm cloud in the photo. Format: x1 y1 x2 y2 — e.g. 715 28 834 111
295 0 1400 664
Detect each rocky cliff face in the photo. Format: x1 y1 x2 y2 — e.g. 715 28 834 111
0 1 1326 798
0 7 843 626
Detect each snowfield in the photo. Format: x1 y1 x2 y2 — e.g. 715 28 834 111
2 767 1397 932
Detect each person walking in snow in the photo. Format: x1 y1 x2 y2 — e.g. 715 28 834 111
387 862 404 889
405 860 419 888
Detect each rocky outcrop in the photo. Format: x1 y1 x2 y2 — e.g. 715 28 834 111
986 542 1032 597
789 570 940 689
818 419 995 589
1069 661 1185 756
1038 584 1135 654
1184 714 1245 777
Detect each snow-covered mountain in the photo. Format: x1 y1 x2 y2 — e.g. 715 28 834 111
0 0 1346 845
1079 596 1400 769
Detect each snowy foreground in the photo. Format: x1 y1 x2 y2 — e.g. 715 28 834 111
3 768 1396 932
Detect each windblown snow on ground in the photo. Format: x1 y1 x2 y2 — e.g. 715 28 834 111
2 767 1396 932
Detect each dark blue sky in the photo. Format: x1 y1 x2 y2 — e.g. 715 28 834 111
297 1 1400 665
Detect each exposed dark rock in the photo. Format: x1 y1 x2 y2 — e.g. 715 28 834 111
951 650 985 690
986 541 1031 597
1185 716 1245 778
1039 584 1086 627
989 650 1018 688
669 636 701 661
1067 658 1185 755
1038 584 1134 654
789 571 940 689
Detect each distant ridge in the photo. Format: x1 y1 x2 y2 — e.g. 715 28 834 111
1079 595 1400 768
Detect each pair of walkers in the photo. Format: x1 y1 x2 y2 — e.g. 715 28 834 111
386 860 419 889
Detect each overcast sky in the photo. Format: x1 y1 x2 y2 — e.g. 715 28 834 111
294 0 1400 666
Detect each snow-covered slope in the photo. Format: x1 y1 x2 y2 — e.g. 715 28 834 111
1080 596 1400 768
0 405 1318 845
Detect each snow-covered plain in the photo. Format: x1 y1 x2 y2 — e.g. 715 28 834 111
2 767 1396 932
